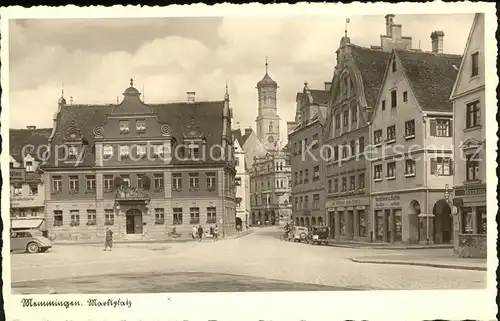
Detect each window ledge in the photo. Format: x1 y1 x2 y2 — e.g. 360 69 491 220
374 143 382 148
405 173 416 178
464 125 482 133
373 178 382 182
469 75 480 82
385 139 396 145
404 135 415 140
386 176 396 180
463 179 482 185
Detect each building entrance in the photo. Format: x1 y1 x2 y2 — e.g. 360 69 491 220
126 208 143 234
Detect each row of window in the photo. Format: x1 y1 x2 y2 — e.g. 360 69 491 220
334 105 358 130
119 119 146 134
51 172 219 194
294 194 321 210
293 134 320 155
252 178 291 192
12 184 39 197
372 157 453 181
252 195 292 206
294 166 320 185
11 209 40 217
52 207 218 227
327 173 365 194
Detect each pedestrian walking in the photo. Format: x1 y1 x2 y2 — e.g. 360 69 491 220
197 225 204 242
213 224 219 241
192 226 197 240
104 228 113 251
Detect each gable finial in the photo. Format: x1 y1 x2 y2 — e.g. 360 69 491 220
265 56 268 73
345 18 350 38
130 78 134 87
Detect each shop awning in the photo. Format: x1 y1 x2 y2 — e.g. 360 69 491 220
11 218 44 230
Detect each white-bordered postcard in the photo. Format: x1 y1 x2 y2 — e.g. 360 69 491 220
1 3 497 321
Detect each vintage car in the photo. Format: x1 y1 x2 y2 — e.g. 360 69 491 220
307 226 330 245
10 229 52 253
291 226 309 243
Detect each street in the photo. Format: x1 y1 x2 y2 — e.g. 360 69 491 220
11 227 486 294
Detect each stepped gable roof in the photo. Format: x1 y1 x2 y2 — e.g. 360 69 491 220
349 44 391 107
9 128 52 162
46 100 225 167
395 49 462 112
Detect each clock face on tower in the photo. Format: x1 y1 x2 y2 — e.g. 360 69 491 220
268 136 274 143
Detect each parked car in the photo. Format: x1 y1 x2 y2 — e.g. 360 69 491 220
307 226 330 245
10 229 52 253
291 226 309 243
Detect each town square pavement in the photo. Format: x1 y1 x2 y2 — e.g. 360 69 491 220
10 227 486 293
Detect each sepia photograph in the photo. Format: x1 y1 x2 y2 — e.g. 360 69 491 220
1 3 497 321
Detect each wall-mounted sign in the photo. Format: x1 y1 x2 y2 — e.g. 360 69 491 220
374 195 401 209
10 168 26 181
326 198 367 208
454 185 486 197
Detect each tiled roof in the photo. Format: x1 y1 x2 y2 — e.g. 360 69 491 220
241 129 253 145
232 129 244 147
257 73 278 88
350 44 391 107
396 50 462 112
309 89 329 105
9 128 52 162
46 99 227 167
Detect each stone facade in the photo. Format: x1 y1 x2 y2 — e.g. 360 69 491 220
42 81 237 242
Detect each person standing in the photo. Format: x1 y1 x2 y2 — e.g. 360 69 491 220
104 228 113 251
213 224 219 241
197 225 204 242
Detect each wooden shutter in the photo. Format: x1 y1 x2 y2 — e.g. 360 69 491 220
449 160 454 175
448 120 453 137
429 119 437 136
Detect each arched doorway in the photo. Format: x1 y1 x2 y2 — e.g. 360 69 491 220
126 208 143 234
408 200 421 244
311 216 317 226
271 210 276 225
433 199 452 244
295 217 300 226
235 217 242 229
318 217 324 226
305 217 310 228
300 217 305 226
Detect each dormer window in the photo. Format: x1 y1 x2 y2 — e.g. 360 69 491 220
136 145 146 158
25 161 34 172
154 145 164 158
186 140 201 159
120 145 130 158
68 146 79 160
136 119 146 134
103 145 113 160
119 120 130 135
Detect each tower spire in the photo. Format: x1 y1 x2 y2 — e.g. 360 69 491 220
345 18 350 38
225 80 229 100
265 56 268 74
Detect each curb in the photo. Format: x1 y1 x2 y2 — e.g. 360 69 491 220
349 258 487 271
53 239 191 245
329 243 453 250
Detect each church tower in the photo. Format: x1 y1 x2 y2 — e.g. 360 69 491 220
256 57 280 151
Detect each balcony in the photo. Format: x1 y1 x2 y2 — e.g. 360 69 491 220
115 187 150 201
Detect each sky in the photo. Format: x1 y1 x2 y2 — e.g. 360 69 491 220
8 14 474 142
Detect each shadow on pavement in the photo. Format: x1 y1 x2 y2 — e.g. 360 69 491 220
12 271 366 293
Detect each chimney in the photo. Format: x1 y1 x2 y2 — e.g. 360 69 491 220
236 122 241 130
186 91 195 103
430 31 445 54
324 82 332 92
245 127 252 136
385 14 395 37
26 126 36 130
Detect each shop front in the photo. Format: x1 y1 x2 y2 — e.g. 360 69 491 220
326 197 369 241
372 194 403 243
453 184 487 258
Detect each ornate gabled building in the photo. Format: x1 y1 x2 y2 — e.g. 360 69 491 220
324 15 410 241
9 127 52 225
289 82 330 228
41 79 237 241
